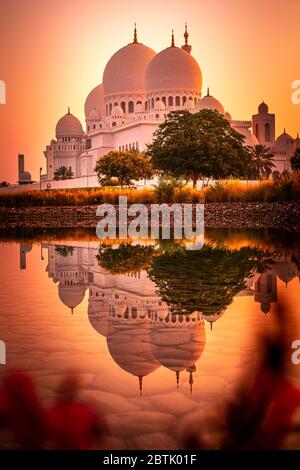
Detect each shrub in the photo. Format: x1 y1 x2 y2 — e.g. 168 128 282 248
0 173 300 208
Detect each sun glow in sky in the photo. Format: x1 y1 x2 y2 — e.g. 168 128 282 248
0 0 299 182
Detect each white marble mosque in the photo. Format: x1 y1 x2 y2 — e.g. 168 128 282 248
38 25 300 187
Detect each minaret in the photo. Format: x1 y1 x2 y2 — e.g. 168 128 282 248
133 23 138 44
181 23 192 53
18 154 24 182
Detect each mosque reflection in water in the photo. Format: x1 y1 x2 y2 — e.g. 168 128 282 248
20 238 300 393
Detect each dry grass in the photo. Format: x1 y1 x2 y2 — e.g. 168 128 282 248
0 173 300 207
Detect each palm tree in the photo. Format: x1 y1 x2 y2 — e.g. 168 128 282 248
248 145 275 180
53 166 74 180
291 148 300 172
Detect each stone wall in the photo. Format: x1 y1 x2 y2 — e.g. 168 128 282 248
0 203 299 232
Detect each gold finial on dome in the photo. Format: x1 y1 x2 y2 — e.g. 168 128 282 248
181 23 192 53
188 371 194 394
133 23 138 43
184 23 189 44
207 87 210 97
138 376 143 396
171 30 175 47
187 364 196 394
67 106 70 114
176 371 180 388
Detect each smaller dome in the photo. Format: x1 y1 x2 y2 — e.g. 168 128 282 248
154 99 165 111
196 89 225 114
258 102 269 114
111 105 124 118
56 109 83 138
88 109 100 120
58 284 86 310
184 98 195 110
84 83 105 118
274 129 294 151
20 171 32 182
225 111 232 121
261 302 271 314
135 103 144 113
245 132 259 146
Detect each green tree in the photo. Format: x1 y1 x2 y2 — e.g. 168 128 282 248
94 150 155 187
55 245 74 257
96 243 156 274
147 109 256 187
53 166 74 180
247 145 275 179
291 148 300 172
148 245 264 316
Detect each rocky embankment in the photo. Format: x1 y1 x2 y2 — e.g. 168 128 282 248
0 202 299 232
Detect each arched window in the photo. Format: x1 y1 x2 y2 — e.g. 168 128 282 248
168 96 174 106
255 123 259 140
114 102 118 106
183 96 187 105
121 101 126 113
137 100 142 105
194 97 197 105
155 113 159 118
145 101 148 111
112 121 117 127
175 96 180 106
128 101 134 113
93 124 96 129
109 103 112 115
151 98 154 108
265 123 271 142
162 96 166 105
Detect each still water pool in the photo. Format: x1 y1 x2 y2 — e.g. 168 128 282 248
0 228 300 449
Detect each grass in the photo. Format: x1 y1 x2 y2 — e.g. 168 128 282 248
0 173 300 208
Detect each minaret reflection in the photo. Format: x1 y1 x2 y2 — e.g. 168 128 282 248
19 243 32 270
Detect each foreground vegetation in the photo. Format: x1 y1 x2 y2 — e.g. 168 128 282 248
0 172 300 208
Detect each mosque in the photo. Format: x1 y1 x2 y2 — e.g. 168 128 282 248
42 25 300 187
19 240 299 393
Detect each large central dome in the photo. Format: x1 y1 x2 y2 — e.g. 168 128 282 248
145 46 202 94
103 41 156 97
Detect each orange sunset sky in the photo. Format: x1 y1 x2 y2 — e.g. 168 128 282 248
0 0 299 182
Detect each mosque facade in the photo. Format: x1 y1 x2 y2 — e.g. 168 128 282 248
42 26 300 186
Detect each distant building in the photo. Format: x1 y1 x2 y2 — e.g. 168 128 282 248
18 154 33 185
